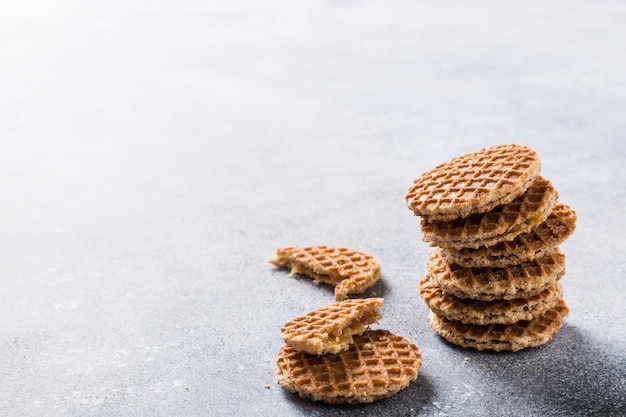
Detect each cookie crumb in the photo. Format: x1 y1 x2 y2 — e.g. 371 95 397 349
264 384 271 389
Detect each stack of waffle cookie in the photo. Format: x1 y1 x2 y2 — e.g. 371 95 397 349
275 298 423 403
405 144 576 352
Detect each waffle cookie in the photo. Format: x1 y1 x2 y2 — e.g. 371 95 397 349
419 275 563 325
406 144 541 221
269 245 381 300
275 329 422 404
426 248 566 301
420 176 558 250
441 202 577 268
280 298 384 355
429 299 569 351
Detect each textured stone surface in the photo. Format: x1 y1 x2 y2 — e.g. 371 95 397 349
1 1 625 416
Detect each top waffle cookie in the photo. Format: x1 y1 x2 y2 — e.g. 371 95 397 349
280 298 384 355
269 245 381 300
406 144 541 221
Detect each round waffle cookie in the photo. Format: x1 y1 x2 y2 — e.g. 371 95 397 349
420 176 558 250
275 329 422 404
419 275 563 325
269 245 381 300
429 299 569 351
405 144 541 222
441 202 577 268
426 248 566 301
280 298 384 355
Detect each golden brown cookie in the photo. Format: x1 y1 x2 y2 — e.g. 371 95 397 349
406 144 541 221
428 299 569 351
441 202 577 268
420 176 558 250
426 248 566 301
275 329 422 404
269 245 381 300
280 298 383 355
419 275 563 325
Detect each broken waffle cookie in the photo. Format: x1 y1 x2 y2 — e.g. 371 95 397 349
280 298 384 355
275 329 422 404
269 245 380 300
426 248 566 301
429 299 569 351
420 176 558 250
441 202 577 268
406 144 541 221
419 275 563 325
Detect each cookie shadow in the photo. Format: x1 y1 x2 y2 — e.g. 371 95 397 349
481 324 625 416
361 274 389 299
276 267 390 300
280 372 435 416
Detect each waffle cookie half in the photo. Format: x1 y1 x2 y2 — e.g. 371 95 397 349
429 299 569 351
269 245 381 300
420 176 558 250
406 144 541 221
441 202 577 268
275 329 422 404
280 298 383 355
419 275 563 325
426 248 566 301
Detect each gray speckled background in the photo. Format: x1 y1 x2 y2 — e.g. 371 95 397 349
1 1 625 416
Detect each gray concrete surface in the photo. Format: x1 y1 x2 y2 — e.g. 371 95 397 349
1 1 625 416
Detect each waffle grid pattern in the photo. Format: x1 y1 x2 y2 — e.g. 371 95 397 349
419 276 563 325
406 144 540 220
442 202 577 267
429 300 569 352
276 330 422 404
280 298 383 355
428 249 565 300
420 176 558 249
270 245 380 300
